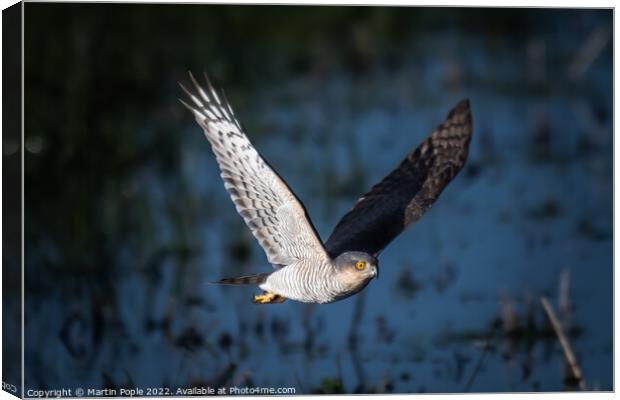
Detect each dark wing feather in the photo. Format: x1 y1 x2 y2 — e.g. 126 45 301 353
325 99 472 257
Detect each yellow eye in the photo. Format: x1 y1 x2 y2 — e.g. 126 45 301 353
355 261 366 270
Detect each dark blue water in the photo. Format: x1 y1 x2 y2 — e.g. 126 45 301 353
22 7 612 394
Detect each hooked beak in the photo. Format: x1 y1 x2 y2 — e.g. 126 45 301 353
372 265 379 279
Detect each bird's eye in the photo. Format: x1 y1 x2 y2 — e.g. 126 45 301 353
355 261 366 270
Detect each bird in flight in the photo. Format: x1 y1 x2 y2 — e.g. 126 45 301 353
180 72 472 304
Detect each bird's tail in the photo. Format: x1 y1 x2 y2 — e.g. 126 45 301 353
211 273 270 285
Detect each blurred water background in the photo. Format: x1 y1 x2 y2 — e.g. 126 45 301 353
17 4 612 394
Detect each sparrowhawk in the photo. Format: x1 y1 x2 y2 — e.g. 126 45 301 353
179 72 472 304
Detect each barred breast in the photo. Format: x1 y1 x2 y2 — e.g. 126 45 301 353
260 261 345 304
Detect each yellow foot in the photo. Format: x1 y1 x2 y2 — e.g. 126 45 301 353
253 291 287 304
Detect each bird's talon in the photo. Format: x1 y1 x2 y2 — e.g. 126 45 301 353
253 291 286 304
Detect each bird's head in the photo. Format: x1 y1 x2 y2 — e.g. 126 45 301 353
333 251 379 291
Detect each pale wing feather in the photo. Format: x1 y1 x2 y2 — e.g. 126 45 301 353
180 73 330 268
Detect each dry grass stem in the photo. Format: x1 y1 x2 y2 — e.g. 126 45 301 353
541 296 586 390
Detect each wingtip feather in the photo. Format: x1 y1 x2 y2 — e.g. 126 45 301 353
203 72 222 104
451 98 470 114
189 70 212 104
446 98 472 128
178 97 193 111
178 80 205 108
179 97 206 121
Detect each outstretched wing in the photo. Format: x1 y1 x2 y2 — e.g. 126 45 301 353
180 72 330 268
325 99 472 257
